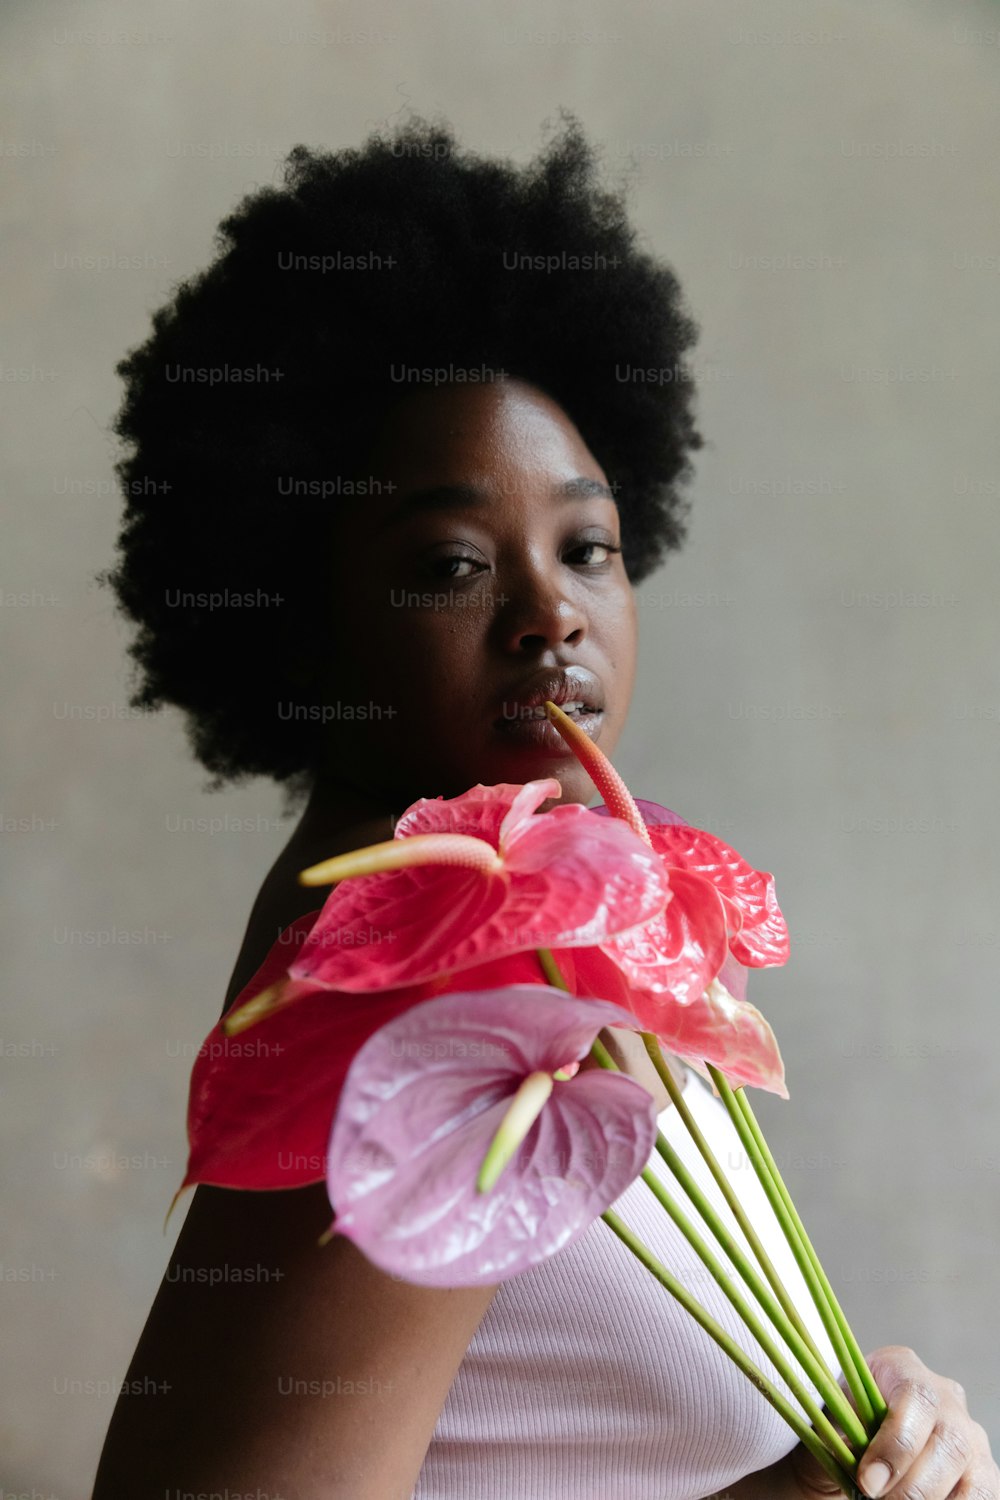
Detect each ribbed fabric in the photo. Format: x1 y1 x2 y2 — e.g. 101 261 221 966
412 1065 844 1499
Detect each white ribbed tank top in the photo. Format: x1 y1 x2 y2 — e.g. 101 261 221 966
412 1064 844 1499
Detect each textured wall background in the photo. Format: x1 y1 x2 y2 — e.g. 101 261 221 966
4 0 999 1492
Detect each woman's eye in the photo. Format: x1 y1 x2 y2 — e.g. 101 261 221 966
428 554 484 580
567 540 622 566
424 538 622 579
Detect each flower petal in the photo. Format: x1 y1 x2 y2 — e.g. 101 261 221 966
497 778 565 848
493 804 670 948
394 779 561 846
290 801 669 992
290 862 508 991
179 929 564 1194
593 801 789 971
601 867 730 1005
646 977 788 1098
717 948 749 1003
325 985 657 1286
646 824 789 968
592 798 688 829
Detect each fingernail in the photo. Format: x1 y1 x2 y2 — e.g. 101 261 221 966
860 1460 892 1498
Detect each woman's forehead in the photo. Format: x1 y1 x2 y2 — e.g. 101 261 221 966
363 378 611 491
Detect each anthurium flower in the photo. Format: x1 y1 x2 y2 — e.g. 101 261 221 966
175 915 574 1197
569 804 787 1094
283 778 670 994
590 800 788 993
322 984 659 1286
660 975 788 1097
555 943 786 1097
544 713 787 1094
590 797 760 1001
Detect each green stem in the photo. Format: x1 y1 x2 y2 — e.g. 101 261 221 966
640 1032 847 1399
600 1208 860 1498
727 1078 888 1426
535 946 569 990
589 1037 862 1464
536 945 875 1462
706 1063 883 1432
657 1132 863 1448
641 1158 857 1468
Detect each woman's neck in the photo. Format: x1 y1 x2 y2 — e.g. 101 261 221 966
286 772 401 860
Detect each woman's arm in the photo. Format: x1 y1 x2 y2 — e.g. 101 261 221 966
91 1178 499 1500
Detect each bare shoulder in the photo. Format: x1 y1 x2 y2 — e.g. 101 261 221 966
220 872 321 1018
220 814 395 1018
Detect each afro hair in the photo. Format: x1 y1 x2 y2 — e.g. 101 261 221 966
96 106 705 815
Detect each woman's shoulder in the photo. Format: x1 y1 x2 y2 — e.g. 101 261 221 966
219 813 394 1017
220 871 323 1019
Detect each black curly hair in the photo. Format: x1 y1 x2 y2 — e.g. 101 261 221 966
96 106 705 817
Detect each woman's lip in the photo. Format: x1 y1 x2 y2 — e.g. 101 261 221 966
493 709 605 753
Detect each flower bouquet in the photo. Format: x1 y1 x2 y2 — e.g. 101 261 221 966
167 702 886 1497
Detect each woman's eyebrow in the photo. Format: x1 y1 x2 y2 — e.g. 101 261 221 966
380 476 616 528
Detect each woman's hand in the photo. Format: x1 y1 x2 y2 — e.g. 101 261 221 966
781 1344 998 1498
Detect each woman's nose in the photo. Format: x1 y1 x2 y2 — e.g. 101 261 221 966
496 565 588 653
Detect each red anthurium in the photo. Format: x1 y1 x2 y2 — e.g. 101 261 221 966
644 823 789 969
559 942 786 1097
555 718 787 1093
590 802 755 1009
178 909 381 1195
323 985 658 1286
580 817 788 1091
590 802 788 985
284 778 670 994
601 866 733 1007
174 917 575 1200
561 705 788 983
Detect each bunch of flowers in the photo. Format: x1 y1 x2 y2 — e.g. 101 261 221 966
168 702 886 1496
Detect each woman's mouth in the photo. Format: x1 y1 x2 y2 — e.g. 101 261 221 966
506 699 594 719
494 701 605 752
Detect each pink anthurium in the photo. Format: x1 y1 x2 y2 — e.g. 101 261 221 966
662 975 788 1097
579 819 787 1090
280 778 670 995
322 984 659 1287
600 865 734 1007
642 822 788 970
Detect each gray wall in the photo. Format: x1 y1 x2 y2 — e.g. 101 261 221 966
4 0 999 1492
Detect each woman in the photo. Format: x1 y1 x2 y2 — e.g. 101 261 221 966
91 110 996 1499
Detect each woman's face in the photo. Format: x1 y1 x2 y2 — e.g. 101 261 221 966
315 377 638 813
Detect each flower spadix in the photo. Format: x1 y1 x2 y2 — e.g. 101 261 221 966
322 984 658 1286
476 1070 554 1194
280 778 670 996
